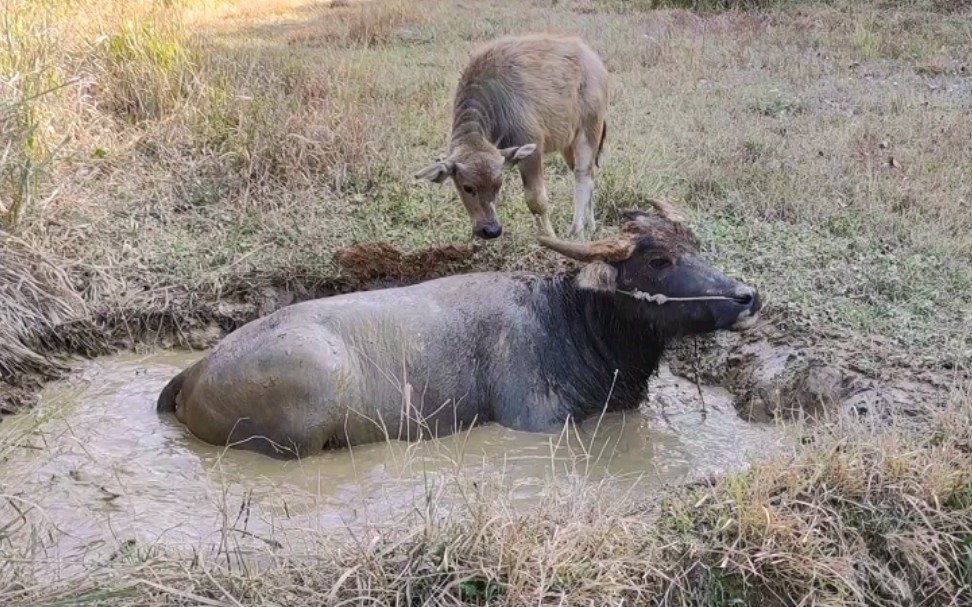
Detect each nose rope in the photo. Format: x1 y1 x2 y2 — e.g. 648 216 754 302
614 289 738 305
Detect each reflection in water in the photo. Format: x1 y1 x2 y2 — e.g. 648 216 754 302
0 350 783 580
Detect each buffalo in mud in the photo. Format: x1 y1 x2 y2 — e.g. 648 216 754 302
415 33 610 240
157 201 761 459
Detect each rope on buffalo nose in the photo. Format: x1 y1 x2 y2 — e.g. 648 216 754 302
614 289 737 304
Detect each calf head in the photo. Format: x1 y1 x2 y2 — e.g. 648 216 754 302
539 200 762 336
414 143 537 240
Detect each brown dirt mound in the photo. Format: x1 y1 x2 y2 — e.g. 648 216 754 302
334 241 475 283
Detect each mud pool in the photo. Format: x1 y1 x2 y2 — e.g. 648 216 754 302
0 350 785 580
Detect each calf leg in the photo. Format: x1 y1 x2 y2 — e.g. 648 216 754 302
562 146 576 172
569 129 597 239
519 153 556 238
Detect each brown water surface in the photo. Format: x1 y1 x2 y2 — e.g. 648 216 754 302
0 350 783 580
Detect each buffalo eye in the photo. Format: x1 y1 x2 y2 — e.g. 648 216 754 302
462 184 476 196
648 257 672 270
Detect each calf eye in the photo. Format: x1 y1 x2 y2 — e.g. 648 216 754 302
462 185 476 196
649 257 672 269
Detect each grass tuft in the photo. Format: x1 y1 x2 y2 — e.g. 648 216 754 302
0 232 85 410
98 19 196 122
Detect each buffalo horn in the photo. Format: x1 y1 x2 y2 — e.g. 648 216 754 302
537 234 635 263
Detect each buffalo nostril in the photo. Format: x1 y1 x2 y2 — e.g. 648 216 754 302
733 287 756 307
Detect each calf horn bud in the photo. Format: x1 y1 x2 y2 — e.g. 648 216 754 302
538 234 635 263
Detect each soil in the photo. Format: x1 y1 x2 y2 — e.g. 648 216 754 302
334 241 476 283
664 325 951 423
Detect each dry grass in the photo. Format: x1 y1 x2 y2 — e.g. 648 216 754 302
1 0 972 602
0 232 85 410
286 0 426 48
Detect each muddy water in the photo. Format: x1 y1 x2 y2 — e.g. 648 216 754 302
0 350 783 580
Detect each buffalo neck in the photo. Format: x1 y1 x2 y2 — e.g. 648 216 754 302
533 277 666 419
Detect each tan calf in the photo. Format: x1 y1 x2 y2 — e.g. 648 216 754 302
415 33 610 240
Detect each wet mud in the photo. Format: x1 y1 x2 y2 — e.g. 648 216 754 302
665 327 950 423
334 241 477 284
0 238 955 588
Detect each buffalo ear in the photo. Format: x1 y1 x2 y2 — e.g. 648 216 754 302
619 208 651 223
499 143 537 166
414 160 455 184
648 198 688 223
575 262 618 292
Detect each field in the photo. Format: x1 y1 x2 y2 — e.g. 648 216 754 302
1 0 971 604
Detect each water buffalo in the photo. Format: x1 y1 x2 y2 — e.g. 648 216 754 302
157 201 761 459
414 33 610 240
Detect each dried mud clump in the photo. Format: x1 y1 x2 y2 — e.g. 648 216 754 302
334 241 475 284
666 330 949 422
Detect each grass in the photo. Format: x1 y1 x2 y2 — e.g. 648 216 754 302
0 232 86 411
1 0 971 603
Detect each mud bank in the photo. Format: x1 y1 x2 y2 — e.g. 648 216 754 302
665 328 952 423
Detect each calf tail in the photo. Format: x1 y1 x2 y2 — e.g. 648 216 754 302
156 366 190 413
595 120 607 169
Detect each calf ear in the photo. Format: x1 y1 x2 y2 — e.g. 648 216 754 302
414 161 455 184
500 143 537 166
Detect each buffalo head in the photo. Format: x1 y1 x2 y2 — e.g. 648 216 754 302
538 199 761 336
